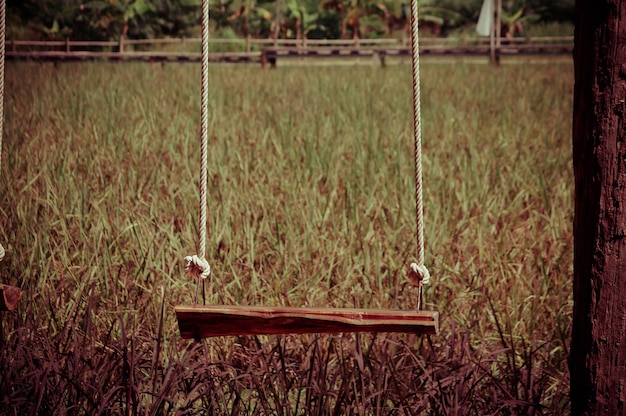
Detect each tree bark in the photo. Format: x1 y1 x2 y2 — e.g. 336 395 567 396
572 1 626 414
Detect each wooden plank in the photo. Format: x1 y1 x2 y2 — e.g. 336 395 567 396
6 51 261 63
262 44 573 61
5 36 573 51
176 305 438 339
5 44 573 65
0 284 21 312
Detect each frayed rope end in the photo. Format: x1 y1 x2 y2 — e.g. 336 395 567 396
409 262 430 286
184 255 211 279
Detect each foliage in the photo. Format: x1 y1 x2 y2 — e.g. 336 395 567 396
421 0 483 31
285 0 320 39
6 0 575 41
210 0 275 39
527 0 575 22
0 60 573 414
7 0 202 40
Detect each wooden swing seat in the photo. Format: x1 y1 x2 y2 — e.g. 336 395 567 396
176 304 438 339
176 0 437 341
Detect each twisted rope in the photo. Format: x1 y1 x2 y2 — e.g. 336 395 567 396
0 0 6 263
408 0 430 306
0 0 4 173
185 0 211 282
199 0 209 262
185 255 210 279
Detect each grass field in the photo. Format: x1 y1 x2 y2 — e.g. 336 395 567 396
0 60 573 414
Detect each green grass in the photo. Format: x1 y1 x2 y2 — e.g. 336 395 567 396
0 60 573 414
525 22 574 37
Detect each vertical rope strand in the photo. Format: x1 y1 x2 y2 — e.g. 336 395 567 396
410 0 424 268
199 0 209 261
0 0 5 175
184 0 211 286
408 0 430 309
0 0 6 261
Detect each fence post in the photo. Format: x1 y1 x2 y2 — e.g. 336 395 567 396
495 0 502 64
489 0 496 64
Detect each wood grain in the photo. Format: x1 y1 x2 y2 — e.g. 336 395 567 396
176 305 438 339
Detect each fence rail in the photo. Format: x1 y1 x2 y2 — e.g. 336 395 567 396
7 50 258 63
5 36 574 65
6 36 574 51
6 37 403 52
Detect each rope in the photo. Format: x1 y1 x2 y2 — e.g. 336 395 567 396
200 0 209 261
0 0 4 174
185 255 210 279
0 0 6 264
409 262 430 285
408 0 430 302
185 0 211 282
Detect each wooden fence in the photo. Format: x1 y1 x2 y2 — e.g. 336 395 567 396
5 36 574 65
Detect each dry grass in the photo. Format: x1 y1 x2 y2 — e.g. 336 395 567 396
0 59 573 414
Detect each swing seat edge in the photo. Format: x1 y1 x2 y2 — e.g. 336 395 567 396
175 304 439 338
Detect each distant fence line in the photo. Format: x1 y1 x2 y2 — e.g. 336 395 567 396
6 36 574 52
5 36 574 65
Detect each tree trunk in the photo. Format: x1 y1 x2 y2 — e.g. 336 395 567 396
571 1 626 414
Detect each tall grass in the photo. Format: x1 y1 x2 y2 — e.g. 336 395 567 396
0 60 573 414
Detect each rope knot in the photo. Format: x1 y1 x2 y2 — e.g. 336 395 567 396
184 255 211 280
409 262 430 286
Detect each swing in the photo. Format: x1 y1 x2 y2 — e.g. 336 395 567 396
175 0 438 339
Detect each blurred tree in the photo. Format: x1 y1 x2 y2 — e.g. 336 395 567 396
150 0 201 37
7 0 202 40
284 0 320 40
5 0 576 40
8 0 77 39
217 0 273 38
527 0 574 23
499 1 539 38
320 0 388 39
